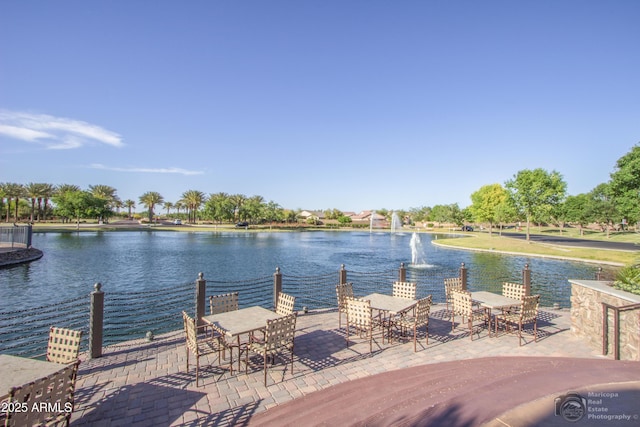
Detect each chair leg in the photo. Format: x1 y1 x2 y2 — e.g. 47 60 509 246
263 352 268 386
195 355 200 387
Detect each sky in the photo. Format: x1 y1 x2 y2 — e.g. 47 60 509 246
1 1 639 213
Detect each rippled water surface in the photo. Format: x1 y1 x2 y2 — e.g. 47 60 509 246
1 230 608 312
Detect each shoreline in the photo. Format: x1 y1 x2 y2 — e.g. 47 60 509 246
2 223 633 267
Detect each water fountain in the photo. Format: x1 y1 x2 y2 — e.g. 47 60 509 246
410 232 429 267
391 212 402 233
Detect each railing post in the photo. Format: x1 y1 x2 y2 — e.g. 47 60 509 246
399 262 406 282
339 264 347 285
89 283 104 359
27 223 32 248
459 263 467 291
522 264 531 296
273 267 282 309
195 272 206 327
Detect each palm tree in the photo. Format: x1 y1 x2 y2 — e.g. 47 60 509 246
2 182 25 222
181 190 206 224
40 183 55 221
230 194 247 222
90 185 118 222
174 201 185 215
25 183 46 222
124 199 136 219
139 191 164 223
163 201 174 217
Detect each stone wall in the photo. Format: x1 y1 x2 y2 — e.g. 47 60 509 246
570 280 640 361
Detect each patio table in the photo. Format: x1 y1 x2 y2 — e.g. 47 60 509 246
471 291 521 336
202 306 283 372
362 293 418 342
0 354 65 402
363 293 417 315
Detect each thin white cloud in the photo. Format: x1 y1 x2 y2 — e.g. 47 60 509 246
0 110 123 150
90 163 204 176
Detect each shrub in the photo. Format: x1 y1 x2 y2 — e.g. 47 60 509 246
613 262 640 296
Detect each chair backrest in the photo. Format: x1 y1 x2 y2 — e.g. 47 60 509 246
451 290 473 316
444 277 463 296
263 313 297 352
393 281 417 299
5 359 80 427
336 283 354 309
414 295 432 325
345 297 372 328
503 282 525 300
276 292 296 316
520 295 540 322
182 311 198 353
209 292 239 315
46 326 83 364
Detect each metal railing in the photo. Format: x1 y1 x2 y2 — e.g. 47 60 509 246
601 301 640 360
0 224 32 248
0 261 594 359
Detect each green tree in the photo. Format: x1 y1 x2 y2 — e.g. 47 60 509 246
24 182 46 222
469 183 509 236
590 183 619 238
89 184 118 221
430 203 463 226
181 190 206 224
230 194 247 222
242 195 265 223
139 191 164 223
1 182 24 222
263 201 283 223
564 193 593 236
505 168 567 241
609 144 640 228
40 183 55 221
124 199 136 219
204 192 235 223
53 190 107 229
163 202 174 217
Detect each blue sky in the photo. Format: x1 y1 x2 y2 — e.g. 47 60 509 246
1 1 638 213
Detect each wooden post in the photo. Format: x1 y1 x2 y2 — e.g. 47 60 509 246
523 264 531 296
399 262 406 282
339 264 347 285
195 272 206 327
273 267 282 310
459 263 468 291
89 283 104 359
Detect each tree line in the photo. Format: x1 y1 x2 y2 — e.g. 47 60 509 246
2 145 639 235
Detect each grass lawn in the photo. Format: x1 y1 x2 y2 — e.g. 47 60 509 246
432 230 637 266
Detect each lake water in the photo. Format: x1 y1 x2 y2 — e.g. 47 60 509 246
0 230 613 355
1 230 608 312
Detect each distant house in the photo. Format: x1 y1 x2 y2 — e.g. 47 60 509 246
351 210 386 224
299 210 325 221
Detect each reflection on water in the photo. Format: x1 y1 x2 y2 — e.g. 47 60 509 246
0 230 613 313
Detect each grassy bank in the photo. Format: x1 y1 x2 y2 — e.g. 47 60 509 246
432 231 636 266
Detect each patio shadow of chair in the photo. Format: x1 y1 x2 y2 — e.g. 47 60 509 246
72 382 207 426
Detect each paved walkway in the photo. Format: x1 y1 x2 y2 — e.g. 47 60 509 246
70 306 634 426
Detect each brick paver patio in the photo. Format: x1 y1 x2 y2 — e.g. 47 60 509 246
71 305 608 426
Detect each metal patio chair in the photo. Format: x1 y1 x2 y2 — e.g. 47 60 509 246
336 282 354 329
494 294 540 346
450 290 490 341
46 326 83 364
241 313 297 386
